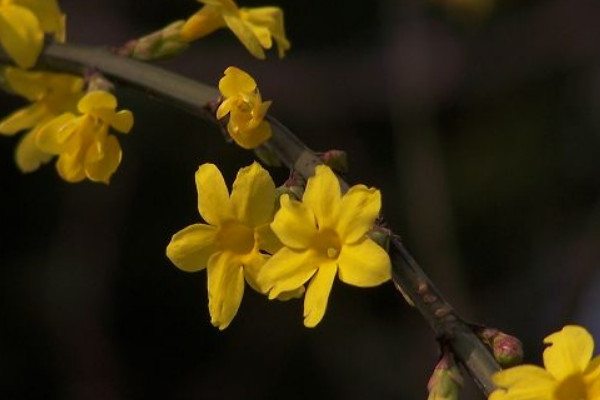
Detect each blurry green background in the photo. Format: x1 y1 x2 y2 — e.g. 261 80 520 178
1 0 599 398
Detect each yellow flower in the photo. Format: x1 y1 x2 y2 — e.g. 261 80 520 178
216 66 272 149
36 90 134 183
0 0 65 68
0 67 83 172
180 0 290 59
490 325 600 400
258 165 392 327
166 162 286 330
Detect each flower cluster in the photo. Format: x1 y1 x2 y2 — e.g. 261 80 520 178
216 66 272 149
0 0 65 68
490 325 600 400
180 0 290 59
167 162 392 329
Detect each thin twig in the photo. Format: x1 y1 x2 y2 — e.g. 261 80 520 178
0 43 501 395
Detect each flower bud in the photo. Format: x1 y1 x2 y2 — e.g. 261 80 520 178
322 150 348 173
427 354 463 400
118 21 189 61
478 328 524 367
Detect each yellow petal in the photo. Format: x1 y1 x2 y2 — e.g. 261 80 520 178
258 247 318 299
201 0 238 10
207 251 245 330
255 222 282 254
0 4 43 68
35 113 78 154
78 90 117 114
216 97 235 120
337 238 391 287
195 163 231 225
303 263 337 327
222 13 266 59
4 67 46 100
271 194 317 250
303 165 341 230
55 146 85 183
15 126 52 172
242 7 290 58
240 250 267 293
245 21 272 50
229 119 271 149
110 110 134 133
229 162 276 227
543 325 594 380
219 66 257 98
13 0 63 34
166 223 217 272
275 287 305 301
0 102 46 135
84 134 122 184
336 185 381 244
492 365 555 399
180 5 226 42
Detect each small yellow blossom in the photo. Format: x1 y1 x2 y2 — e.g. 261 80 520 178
0 67 83 172
166 162 286 330
258 165 392 327
490 325 600 400
0 0 65 68
216 66 272 149
180 0 290 59
35 90 134 183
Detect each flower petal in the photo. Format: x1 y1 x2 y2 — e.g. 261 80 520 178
229 162 276 227
207 251 245 330
15 127 52 172
229 119 271 149
242 7 290 58
0 103 46 135
216 97 235 120
195 163 232 225
222 13 265 59
13 0 63 34
84 134 122 184
219 66 257 98
4 67 46 100
35 113 78 154
337 238 391 287
303 263 337 327
336 185 381 244
258 247 318 299
491 365 555 400
255 222 282 254
0 4 43 68
302 165 341 230
110 110 134 133
180 5 226 42
271 194 317 250
166 223 217 272
55 147 85 183
543 325 594 379
78 91 117 114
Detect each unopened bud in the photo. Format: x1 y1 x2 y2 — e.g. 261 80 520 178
322 150 348 173
427 354 463 400
118 20 189 61
478 328 523 367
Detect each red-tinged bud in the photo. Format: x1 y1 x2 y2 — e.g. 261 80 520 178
117 21 189 61
322 150 348 173
478 328 524 367
427 353 463 400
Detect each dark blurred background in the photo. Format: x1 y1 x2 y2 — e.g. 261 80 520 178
1 0 599 398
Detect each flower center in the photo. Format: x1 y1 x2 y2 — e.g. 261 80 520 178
555 373 587 400
311 228 342 260
217 221 255 255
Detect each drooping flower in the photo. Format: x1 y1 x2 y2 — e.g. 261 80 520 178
180 0 290 59
166 162 289 330
489 325 600 400
0 0 65 68
258 165 392 327
0 67 83 172
216 66 272 149
35 90 134 183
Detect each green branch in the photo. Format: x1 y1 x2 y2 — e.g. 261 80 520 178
0 43 501 395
